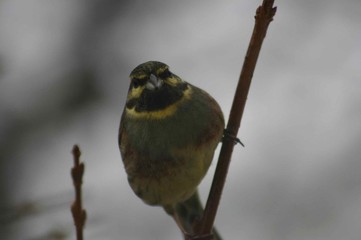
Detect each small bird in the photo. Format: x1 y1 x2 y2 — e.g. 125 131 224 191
119 61 224 239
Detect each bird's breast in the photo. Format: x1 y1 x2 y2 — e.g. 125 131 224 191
120 85 224 206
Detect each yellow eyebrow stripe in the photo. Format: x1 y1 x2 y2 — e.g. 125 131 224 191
156 66 168 74
130 74 147 79
126 86 192 119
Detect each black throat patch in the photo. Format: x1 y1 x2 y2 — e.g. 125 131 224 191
126 83 188 112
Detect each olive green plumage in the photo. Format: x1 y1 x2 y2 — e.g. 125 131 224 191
119 61 224 239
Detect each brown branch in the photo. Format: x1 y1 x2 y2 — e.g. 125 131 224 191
71 145 87 240
194 0 277 238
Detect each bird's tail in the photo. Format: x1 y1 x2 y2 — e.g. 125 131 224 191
174 190 222 240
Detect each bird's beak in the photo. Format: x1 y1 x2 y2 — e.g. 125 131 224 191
146 74 163 90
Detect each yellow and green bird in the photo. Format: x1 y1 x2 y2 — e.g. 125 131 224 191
118 61 224 239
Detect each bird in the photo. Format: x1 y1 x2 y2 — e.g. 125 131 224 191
118 61 224 239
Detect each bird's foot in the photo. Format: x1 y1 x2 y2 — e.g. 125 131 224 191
223 129 245 147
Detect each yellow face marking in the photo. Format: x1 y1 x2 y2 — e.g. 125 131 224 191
126 86 192 119
165 76 180 86
130 73 147 79
128 85 145 99
156 66 168 75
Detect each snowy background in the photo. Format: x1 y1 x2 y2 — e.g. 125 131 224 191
1 0 361 239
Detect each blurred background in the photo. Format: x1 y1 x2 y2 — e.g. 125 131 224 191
1 0 360 239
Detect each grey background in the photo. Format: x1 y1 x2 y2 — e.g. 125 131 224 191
1 0 361 239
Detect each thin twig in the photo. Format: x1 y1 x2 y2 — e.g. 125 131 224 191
194 0 277 237
71 145 87 240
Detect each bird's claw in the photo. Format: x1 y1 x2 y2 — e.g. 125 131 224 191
223 129 245 147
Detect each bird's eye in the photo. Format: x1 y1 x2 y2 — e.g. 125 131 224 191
159 69 171 79
132 79 141 88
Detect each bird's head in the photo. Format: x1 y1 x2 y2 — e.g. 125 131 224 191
125 61 191 118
